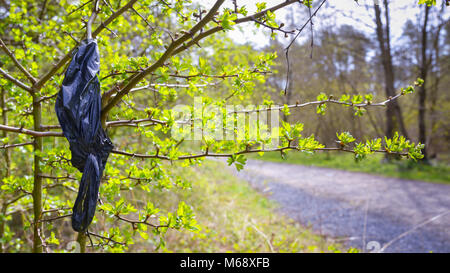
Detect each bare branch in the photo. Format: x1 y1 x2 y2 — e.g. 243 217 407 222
0 124 63 137
101 0 226 116
101 0 300 114
171 0 301 56
250 18 295 35
86 0 100 40
38 214 72 223
0 38 37 84
67 0 93 16
228 93 405 115
0 142 33 149
106 117 166 127
113 213 169 231
5 193 30 207
284 0 327 95
33 0 138 90
0 68 32 92
87 231 126 247
35 117 168 131
130 7 155 31
130 82 221 92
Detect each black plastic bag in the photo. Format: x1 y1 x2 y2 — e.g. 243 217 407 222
55 39 113 232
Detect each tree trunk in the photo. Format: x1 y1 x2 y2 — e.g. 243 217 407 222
77 232 87 253
0 89 10 176
427 8 444 159
374 1 409 140
0 88 9 253
32 90 43 253
418 5 430 161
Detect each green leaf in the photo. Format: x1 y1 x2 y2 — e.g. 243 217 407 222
336 132 355 145
418 0 436 6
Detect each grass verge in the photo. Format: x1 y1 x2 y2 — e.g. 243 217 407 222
147 160 354 253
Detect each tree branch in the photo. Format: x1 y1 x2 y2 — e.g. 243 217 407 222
0 38 37 84
101 0 226 116
38 214 72 223
86 0 100 40
87 231 126 247
0 142 34 149
284 0 327 95
111 145 409 161
0 124 63 137
171 0 301 56
106 117 167 127
33 0 138 90
113 213 169 231
229 93 405 115
101 0 306 117
0 68 32 92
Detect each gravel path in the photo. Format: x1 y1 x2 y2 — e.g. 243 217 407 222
230 160 450 253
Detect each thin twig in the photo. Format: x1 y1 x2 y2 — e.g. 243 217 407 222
113 214 169 231
379 210 450 253
284 0 327 95
130 7 155 31
87 231 126 246
68 0 93 16
39 213 72 222
0 142 33 149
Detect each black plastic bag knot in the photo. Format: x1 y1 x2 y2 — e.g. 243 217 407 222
55 39 113 232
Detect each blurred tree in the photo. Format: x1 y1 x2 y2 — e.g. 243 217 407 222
373 0 409 141
399 2 448 161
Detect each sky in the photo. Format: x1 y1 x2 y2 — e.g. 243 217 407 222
196 0 448 49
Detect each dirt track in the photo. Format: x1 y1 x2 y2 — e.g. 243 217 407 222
230 160 450 253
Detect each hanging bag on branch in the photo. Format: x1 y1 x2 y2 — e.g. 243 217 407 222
55 37 113 232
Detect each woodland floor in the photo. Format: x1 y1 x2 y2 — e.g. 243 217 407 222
229 160 450 253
